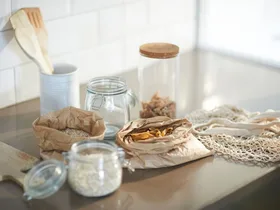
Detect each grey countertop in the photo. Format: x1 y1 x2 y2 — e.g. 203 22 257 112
0 50 279 210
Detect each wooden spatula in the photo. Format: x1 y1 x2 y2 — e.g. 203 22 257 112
22 8 54 74
10 10 53 75
0 141 39 188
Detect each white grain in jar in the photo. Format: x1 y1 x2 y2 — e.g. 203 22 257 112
67 143 123 197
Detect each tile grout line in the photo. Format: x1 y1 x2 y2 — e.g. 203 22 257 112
68 0 73 15
122 2 127 70
3 0 130 28
146 0 150 26
97 9 101 46
194 0 200 49
10 0 13 14
67 2 125 18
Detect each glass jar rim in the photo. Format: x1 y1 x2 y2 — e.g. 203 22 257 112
87 76 127 96
68 140 120 163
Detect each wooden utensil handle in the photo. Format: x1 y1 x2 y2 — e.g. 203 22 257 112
1 174 24 188
42 54 54 74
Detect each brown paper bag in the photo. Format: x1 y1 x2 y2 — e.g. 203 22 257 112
116 116 212 169
33 106 106 160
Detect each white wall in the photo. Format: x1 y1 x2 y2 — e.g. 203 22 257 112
0 0 195 108
198 0 280 67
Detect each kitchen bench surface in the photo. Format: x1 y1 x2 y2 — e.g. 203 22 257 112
1 50 280 210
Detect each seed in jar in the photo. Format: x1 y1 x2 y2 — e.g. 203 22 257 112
60 128 91 137
68 153 122 197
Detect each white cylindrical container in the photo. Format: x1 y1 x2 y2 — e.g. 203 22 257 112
40 63 80 115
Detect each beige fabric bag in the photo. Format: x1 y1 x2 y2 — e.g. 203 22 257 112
32 106 106 160
116 116 212 169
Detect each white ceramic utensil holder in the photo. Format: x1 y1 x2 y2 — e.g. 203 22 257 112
40 63 80 115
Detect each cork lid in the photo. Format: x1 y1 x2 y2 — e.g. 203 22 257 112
139 43 179 59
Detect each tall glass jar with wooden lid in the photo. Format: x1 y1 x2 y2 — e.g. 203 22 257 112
138 43 179 119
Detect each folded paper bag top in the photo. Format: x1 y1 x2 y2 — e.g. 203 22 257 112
32 106 106 160
116 116 213 169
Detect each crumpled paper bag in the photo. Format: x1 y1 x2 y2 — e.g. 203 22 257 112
33 106 106 160
116 116 212 169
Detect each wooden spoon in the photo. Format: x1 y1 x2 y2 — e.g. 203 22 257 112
22 8 53 74
10 9 53 75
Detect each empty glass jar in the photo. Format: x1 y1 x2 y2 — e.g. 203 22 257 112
138 43 179 119
23 140 127 200
85 76 136 139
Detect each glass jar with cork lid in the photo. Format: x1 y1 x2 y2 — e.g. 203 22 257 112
138 43 179 119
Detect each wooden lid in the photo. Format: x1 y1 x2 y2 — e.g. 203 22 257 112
139 43 179 59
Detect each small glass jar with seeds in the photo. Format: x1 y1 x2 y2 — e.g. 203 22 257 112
22 140 128 200
65 140 125 197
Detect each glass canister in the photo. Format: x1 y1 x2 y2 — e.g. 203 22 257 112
138 43 179 119
84 76 136 139
23 140 128 200
64 140 124 197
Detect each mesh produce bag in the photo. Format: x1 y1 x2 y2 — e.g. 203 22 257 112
187 105 280 164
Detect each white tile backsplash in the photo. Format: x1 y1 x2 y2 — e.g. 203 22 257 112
12 0 70 20
0 0 195 108
0 30 29 70
99 5 125 42
72 0 123 14
94 40 125 75
0 68 16 108
198 0 280 67
141 27 169 43
166 22 195 52
149 0 194 26
125 0 148 34
125 34 143 69
72 40 125 84
14 62 39 103
51 53 73 64
0 0 11 31
68 49 96 84
47 11 98 55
